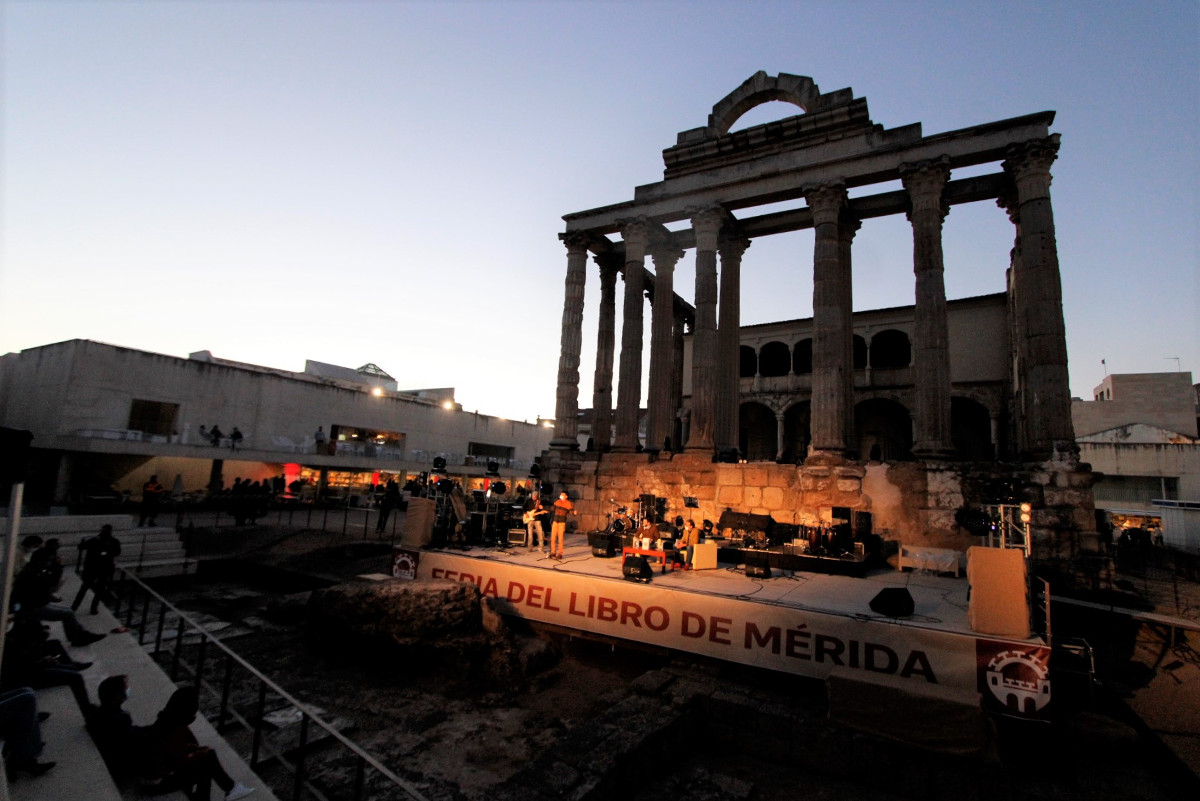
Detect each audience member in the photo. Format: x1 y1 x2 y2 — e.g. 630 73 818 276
144 687 254 801
0 687 55 780
12 546 105 647
1 615 95 717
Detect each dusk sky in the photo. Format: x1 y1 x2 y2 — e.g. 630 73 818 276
3 1 1197 424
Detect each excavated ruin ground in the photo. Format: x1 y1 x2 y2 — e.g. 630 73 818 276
149 527 1199 801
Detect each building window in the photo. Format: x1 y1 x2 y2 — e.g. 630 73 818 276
128 400 179 437
469 442 515 461
759 341 791 377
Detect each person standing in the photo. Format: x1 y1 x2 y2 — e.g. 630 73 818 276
375 481 401 534
313 426 327 454
549 491 575 560
139 475 165 527
523 492 547 553
72 524 122 614
229 428 243 451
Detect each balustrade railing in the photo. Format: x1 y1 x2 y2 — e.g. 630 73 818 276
112 568 428 801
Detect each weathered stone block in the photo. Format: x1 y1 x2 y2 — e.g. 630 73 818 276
743 486 762 507
718 485 744 506
717 466 744 485
762 486 785 508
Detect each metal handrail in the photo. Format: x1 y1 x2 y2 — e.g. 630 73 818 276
113 566 429 801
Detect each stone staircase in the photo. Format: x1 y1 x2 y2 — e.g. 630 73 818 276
1 514 197 578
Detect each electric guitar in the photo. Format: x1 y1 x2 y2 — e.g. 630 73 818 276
523 508 548 524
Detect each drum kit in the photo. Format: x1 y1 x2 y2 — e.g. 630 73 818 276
603 497 677 549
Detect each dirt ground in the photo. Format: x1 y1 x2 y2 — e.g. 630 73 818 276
157 527 1200 801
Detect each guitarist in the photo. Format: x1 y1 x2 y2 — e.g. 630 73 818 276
522 492 548 553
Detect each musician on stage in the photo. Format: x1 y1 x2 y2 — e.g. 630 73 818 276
523 492 547 553
637 517 660 549
676 519 701 568
549 491 576 560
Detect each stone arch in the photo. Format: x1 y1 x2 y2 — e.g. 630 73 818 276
792 338 813 375
739 345 758 378
869 329 912 369
854 398 913 461
759 341 791 377
853 334 868 370
951 396 994 460
709 72 826 136
781 401 811 464
739 401 776 462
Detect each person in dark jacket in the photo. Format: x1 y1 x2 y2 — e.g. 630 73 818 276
72 524 122 614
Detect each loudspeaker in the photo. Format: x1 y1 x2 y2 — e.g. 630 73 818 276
869 587 914 618
745 564 772 579
852 511 872 537
587 531 617 557
622 554 652 582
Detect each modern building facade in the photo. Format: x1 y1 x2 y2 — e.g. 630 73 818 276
0 339 552 509
1072 372 1200 551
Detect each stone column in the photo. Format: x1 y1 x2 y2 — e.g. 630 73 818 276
804 183 849 457
775 411 787 461
590 256 619 451
614 219 653 452
837 216 860 453
901 158 954 458
716 235 750 453
1003 135 1075 459
551 234 591 449
670 307 687 451
647 244 684 451
685 206 725 452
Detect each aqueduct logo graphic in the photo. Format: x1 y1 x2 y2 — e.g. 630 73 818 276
977 640 1052 718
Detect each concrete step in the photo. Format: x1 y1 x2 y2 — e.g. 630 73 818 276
8 686 123 801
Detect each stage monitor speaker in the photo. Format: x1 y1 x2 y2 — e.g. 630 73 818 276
622 554 652 582
869 587 914 618
853 511 873 537
745 564 772 579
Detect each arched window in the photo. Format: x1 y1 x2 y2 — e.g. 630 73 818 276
738 402 776 462
952 397 995 461
759 341 791 377
854 398 914 461
739 345 758 378
792 339 813 375
853 335 867 370
869 329 912 369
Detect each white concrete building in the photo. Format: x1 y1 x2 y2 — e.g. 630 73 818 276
0 339 552 509
1072 372 1200 552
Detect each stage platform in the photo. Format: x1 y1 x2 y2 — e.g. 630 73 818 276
396 532 1055 720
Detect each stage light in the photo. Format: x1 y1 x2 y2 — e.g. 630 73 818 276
528 463 542 479
1020 502 1032 523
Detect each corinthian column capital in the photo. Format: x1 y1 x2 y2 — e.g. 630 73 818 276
1003 134 1060 202
900 157 951 219
650 244 685 271
688 205 726 252
562 231 596 255
718 235 751 263
618 217 655 261
803 182 847 227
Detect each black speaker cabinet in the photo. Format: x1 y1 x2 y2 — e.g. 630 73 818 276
869 587 914 618
587 531 617 557
622 554 653 582
745 564 772 579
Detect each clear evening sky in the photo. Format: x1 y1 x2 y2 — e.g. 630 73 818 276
2 1 1197 424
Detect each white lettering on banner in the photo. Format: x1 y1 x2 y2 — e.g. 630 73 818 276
422 553 985 700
